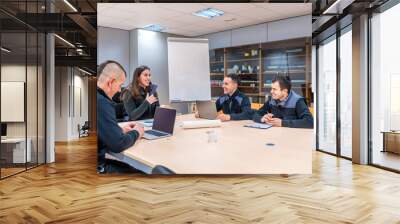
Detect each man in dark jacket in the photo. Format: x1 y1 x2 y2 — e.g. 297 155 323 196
112 90 127 122
253 76 313 129
215 74 253 121
97 60 144 173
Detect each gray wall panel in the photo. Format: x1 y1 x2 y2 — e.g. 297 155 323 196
97 26 130 77
206 30 232 49
202 15 311 49
267 15 311 42
231 23 268 46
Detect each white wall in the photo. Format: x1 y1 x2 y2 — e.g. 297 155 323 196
72 73 89 138
1 63 46 164
54 67 89 141
132 29 189 113
1 65 33 138
136 29 170 105
54 67 69 141
99 27 188 111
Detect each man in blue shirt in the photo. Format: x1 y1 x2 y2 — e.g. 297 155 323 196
253 75 313 128
215 74 253 121
97 60 144 173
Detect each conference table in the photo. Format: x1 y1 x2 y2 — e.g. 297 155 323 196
108 114 313 174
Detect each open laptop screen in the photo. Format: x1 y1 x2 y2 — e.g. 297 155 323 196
152 107 176 134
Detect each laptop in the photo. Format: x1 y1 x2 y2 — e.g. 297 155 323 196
143 107 176 140
196 101 218 120
137 119 154 127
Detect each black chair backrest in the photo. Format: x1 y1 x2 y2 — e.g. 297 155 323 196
82 121 90 129
151 165 175 174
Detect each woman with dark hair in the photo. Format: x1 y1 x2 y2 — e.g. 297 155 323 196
121 65 159 121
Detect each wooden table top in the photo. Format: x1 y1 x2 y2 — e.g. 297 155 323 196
122 114 313 174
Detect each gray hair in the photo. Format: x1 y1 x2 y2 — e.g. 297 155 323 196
97 60 126 82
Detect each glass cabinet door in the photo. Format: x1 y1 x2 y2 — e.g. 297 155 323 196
210 48 225 98
226 44 261 102
261 39 310 104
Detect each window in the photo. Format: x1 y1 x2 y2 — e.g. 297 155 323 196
0 2 46 179
317 35 337 154
339 26 352 158
370 3 400 171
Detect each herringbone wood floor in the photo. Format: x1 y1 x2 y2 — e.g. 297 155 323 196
1 135 400 224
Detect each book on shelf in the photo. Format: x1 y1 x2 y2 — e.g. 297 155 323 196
227 58 259 62
239 85 258 88
210 73 224 76
209 38 310 104
291 80 306 84
240 80 260 83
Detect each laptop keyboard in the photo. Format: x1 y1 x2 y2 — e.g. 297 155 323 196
146 130 168 137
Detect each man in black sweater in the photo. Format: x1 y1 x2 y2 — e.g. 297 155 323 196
253 76 313 129
97 60 144 173
215 74 253 121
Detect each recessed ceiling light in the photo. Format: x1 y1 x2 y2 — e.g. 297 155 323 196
1 47 11 53
193 8 224 19
143 24 165 32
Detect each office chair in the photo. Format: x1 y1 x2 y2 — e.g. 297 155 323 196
151 165 175 174
78 121 90 138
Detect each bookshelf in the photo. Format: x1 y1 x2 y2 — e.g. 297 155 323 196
226 44 261 98
209 38 312 105
209 48 225 98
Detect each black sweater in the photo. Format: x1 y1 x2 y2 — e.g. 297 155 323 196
122 85 160 121
215 89 253 120
253 91 313 129
97 88 139 172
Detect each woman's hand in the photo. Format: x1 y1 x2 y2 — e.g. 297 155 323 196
146 93 158 104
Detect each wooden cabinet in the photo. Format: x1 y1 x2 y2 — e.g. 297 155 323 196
209 48 225 98
382 131 400 154
209 37 312 105
226 44 261 100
